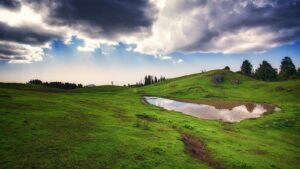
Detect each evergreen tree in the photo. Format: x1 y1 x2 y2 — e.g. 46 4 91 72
148 75 151 85
28 79 43 85
224 66 230 70
141 75 166 86
279 56 297 80
255 61 278 81
241 60 253 76
145 76 147 85
150 76 154 84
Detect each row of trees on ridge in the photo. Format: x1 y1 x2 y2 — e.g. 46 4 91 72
28 79 83 90
127 75 166 87
239 56 299 81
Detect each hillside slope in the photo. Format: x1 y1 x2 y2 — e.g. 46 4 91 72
139 69 300 104
138 70 300 168
0 71 299 169
0 84 210 169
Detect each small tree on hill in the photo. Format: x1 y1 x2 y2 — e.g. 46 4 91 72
279 56 297 80
28 79 43 85
241 60 253 76
224 66 230 70
255 61 278 81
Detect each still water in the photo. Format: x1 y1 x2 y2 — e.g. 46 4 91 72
144 97 279 122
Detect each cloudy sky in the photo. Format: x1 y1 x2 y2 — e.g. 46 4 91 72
0 0 299 85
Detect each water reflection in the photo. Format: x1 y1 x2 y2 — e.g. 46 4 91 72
144 97 279 122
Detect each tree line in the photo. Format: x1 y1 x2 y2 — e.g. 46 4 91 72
127 75 166 87
28 79 83 90
239 56 299 81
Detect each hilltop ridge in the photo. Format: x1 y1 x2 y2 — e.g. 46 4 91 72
139 69 300 104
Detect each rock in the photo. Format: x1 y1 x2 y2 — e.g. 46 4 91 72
275 107 281 111
212 74 224 84
275 86 284 91
232 79 241 85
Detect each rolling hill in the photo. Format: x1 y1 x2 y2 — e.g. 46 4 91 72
0 70 299 169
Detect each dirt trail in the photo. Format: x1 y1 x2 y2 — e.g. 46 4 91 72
181 133 224 169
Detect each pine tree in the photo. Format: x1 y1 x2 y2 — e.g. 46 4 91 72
279 56 297 80
28 79 43 85
224 66 230 70
241 60 253 76
255 61 278 81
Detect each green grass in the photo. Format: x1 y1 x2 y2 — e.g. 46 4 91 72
0 70 299 169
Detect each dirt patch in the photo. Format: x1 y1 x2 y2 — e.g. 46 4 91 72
141 97 149 105
175 98 277 113
204 94 226 98
247 149 267 155
136 114 157 122
187 86 204 92
134 154 145 161
275 86 285 91
113 112 132 122
181 133 223 169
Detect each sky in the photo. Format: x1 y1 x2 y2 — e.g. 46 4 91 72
0 0 299 85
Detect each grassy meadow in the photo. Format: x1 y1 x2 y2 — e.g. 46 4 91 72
0 70 299 169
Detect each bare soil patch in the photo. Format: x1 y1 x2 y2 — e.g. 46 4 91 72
134 154 145 161
181 133 224 169
247 149 267 155
136 114 157 122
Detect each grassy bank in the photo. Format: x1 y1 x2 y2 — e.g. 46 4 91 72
0 70 299 169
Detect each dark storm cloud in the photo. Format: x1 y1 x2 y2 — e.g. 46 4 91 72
0 21 62 63
0 0 156 63
0 43 23 55
1 0 300 63
0 0 21 10
26 0 157 38
0 43 28 61
178 0 300 52
0 22 61 45
0 55 25 61
224 1 300 30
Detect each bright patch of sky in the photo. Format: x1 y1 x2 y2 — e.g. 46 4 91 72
0 36 299 85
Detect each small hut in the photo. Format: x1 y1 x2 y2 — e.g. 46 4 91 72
85 84 96 88
212 74 224 84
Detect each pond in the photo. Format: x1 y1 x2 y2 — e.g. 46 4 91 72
144 97 280 122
